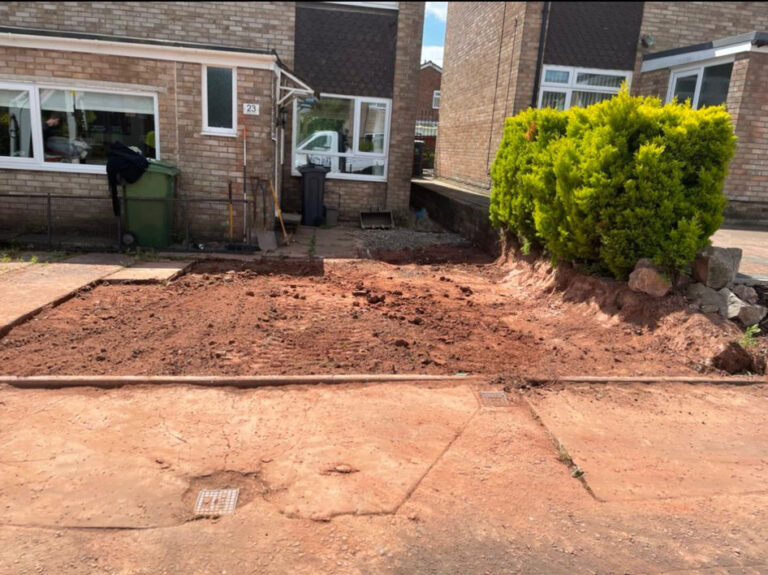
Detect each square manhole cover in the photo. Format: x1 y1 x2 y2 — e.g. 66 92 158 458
479 391 510 407
194 488 240 516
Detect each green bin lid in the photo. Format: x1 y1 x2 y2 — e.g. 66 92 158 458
146 159 180 176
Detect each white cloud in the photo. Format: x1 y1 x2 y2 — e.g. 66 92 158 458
425 2 448 22
421 45 444 67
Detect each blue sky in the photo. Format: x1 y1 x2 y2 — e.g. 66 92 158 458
421 2 447 67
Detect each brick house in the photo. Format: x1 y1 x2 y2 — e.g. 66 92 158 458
0 1 424 242
436 2 768 225
415 61 441 163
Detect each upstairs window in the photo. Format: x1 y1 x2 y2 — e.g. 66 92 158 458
203 65 237 135
668 61 733 109
538 66 631 111
432 90 441 109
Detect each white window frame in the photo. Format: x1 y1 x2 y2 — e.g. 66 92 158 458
0 80 159 174
665 56 735 109
432 90 441 109
538 65 633 110
202 64 237 137
291 93 391 182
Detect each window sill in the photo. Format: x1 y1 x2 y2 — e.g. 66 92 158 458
0 161 106 175
290 169 387 183
201 130 238 138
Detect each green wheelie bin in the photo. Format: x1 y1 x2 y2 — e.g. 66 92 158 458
124 160 180 248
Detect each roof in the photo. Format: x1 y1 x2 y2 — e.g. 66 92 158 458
294 3 397 99
644 31 768 61
543 2 643 71
421 61 442 73
0 25 277 58
641 31 768 72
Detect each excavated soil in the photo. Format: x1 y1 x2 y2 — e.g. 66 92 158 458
0 245 759 377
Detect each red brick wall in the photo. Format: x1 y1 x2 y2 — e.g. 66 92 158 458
632 2 768 96
0 46 275 239
417 65 441 122
436 2 543 191
723 53 768 216
0 2 296 66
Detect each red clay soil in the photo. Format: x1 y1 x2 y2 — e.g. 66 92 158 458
0 245 762 377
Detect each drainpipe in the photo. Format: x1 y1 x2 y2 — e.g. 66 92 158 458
272 67 280 219
530 1 551 109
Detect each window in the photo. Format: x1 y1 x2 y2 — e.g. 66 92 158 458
39 89 156 165
1 87 35 161
0 81 158 172
538 66 631 111
432 90 441 109
292 94 391 181
668 61 733 109
203 65 236 135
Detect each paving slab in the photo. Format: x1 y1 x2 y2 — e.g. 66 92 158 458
0 253 133 335
527 382 768 502
103 260 192 283
712 227 768 281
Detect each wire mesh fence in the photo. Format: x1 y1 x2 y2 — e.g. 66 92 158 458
0 188 274 253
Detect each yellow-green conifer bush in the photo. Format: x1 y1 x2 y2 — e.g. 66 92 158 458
490 88 736 279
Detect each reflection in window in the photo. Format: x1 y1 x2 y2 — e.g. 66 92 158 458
205 66 235 131
39 89 156 165
670 62 733 109
293 95 389 179
698 63 733 108
359 102 387 153
544 69 569 84
0 88 34 159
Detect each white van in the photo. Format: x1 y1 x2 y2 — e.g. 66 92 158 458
295 130 384 176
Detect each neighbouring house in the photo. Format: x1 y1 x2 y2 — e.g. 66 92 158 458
435 2 768 225
0 1 424 243
415 60 442 169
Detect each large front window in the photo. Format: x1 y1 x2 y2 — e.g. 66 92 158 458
668 61 733 109
538 66 632 111
0 81 158 172
292 94 390 181
39 89 156 164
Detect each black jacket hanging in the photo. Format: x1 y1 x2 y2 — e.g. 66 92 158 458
106 142 149 216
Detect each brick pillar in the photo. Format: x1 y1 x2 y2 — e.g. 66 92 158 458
386 2 425 215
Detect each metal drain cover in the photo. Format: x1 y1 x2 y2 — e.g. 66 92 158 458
194 488 240 516
479 391 510 407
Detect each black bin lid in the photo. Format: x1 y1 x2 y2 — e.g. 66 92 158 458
299 164 331 175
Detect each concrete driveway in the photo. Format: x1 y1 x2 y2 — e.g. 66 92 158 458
0 380 766 574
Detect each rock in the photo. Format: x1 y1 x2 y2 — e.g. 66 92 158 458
692 247 742 289
717 288 768 325
687 283 725 313
738 303 767 327
711 342 753 374
718 288 744 319
628 260 671 297
732 284 759 304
